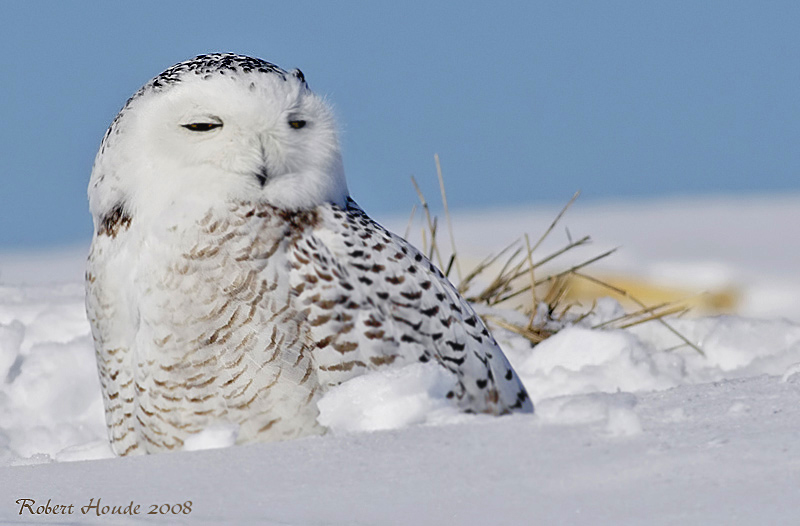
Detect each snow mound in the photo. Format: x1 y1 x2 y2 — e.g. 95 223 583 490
516 326 682 401
317 362 465 434
183 424 240 452
536 391 642 438
2 279 800 465
0 285 107 465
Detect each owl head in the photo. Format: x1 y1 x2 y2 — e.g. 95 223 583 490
88 53 348 232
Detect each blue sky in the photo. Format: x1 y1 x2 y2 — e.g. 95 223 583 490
1 1 799 248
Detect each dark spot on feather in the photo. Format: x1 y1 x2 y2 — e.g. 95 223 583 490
276 208 319 230
371 355 398 366
392 315 422 331
400 291 422 300
333 341 358 353
446 341 466 351
98 203 132 238
510 390 529 409
316 335 334 348
317 299 337 309
421 305 439 317
442 355 466 366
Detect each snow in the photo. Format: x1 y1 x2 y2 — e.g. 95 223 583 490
4 377 800 525
182 425 240 453
317 362 465 433
1 194 799 524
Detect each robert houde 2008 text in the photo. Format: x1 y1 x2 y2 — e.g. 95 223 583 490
15 498 193 516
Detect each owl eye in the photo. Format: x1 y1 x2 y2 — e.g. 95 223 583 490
182 122 223 132
288 120 307 130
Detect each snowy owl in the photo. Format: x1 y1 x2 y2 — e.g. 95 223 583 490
86 53 532 456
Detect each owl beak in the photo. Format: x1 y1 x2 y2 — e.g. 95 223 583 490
254 166 269 187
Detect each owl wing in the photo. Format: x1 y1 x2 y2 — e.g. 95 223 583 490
290 198 532 415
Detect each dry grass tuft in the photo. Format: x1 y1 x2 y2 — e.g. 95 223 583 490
409 155 704 355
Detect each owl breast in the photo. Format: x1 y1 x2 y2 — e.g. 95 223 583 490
90 201 326 455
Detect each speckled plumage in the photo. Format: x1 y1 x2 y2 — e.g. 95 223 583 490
86 54 532 456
